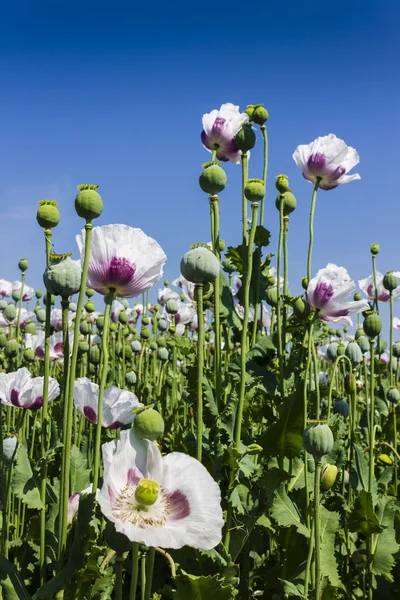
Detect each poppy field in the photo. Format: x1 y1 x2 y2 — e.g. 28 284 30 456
1 102 399 600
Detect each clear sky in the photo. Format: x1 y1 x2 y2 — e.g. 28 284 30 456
0 0 399 328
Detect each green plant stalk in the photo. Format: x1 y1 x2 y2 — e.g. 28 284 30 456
368 340 375 492
39 229 53 584
144 547 155 600
211 196 222 412
92 290 114 491
393 407 398 493
251 247 262 348
115 554 124 600
15 272 25 347
241 153 249 245
303 520 315 597
389 293 394 385
314 461 322 600
303 321 315 529
130 542 140 599
372 254 379 312
195 284 205 462
259 124 268 226
275 199 284 396
327 355 353 419
307 180 320 282
58 223 93 564
2 412 24 557
141 553 146 600
281 216 289 387
312 342 321 420
234 202 259 449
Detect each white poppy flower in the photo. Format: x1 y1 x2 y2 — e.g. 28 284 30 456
76 224 166 298
293 134 360 190
12 281 35 301
0 279 12 297
0 367 60 410
201 103 249 164
97 429 223 549
359 272 400 302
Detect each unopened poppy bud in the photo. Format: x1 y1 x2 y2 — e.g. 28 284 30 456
344 373 357 394
387 387 400 405
24 322 36 335
85 301 95 314
320 464 338 491
363 311 382 339
234 123 256 152
267 276 276 286
275 174 291 193
135 479 160 507
353 292 361 301
378 454 393 466
244 179 265 202
302 277 309 290
265 286 278 307
199 164 227 195
36 200 60 229
219 239 225 251
0 333 6 348
119 311 128 324
383 271 398 292
75 184 103 222
293 296 310 319
246 443 263 455
140 327 150 340
252 104 269 125
18 258 28 272
134 407 164 441
35 289 43 299
245 105 255 119
393 341 400 358
370 243 380 256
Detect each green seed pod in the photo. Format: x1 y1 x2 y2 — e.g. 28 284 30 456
124 344 133 360
244 179 265 202
158 318 168 331
344 373 357 395
320 464 338 492
0 300 7 311
157 336 166 348
166 299 179 315
44 254 82 298
36 308 46 323
78 341 89 354
353 292 361 301
43 294 56 306
109 322 118 333
134 407 165 441
141 327 150 340
326 342 338 361
86 288 94 298
252 104 269 125
221 258 236 274
5 339 18 358
355 327 364 339
157 347 169 362
4 304 16 322
275 191 297 215
275 174 291 193
378 453 393 466
345 341 362 366
387 387 400 405
0 333 7 348
125 371 137 386
85 301 95 314
357 335 370 354
377 339 387 354
265 286 278 307
180 247 220 284
337 343 346 357
119 311 128 324
246 443 263 456
69 301 77 312
393 341 400 358
199 165 227 195
135 479 160 506
303 423 334 461
89 345 101 365
363 312 382 339
36 200 60 229
307 456 316 473
131 340 142 353
370 243 380 256
333 399 350 417
96 315 105 331
24 322 36 335
23 348 35 362
293 296 310 320
11 291 20 302
80 321 92 335
142 316 150 326
75 184 103 222
234 123 256 152
149 341 158 352
3 436 18 467
336 330 342 339
18 258 28 272
302 277 309 290
383 271 398 292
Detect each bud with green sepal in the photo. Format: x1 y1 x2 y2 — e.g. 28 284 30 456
320 464 338 491
302 277 309 290
344 373 357 395
393 341 400 358
370 243 380 256
293 296 310 320
265 286 278 307
18 258 28 272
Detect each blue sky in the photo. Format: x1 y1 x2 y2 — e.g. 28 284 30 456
0 1 399 329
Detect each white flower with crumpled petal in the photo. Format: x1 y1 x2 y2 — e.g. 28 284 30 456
201 103 249 164
97 429 223 549
293 134 360 190
359 272 400 303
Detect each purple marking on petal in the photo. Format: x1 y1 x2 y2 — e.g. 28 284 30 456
54 342 63 355
107 420 124 430
201 130 213 151
10 388 21 407
378 292 390 302
83 406 98 424
307 152 326 174
327 308 349 317
174 313 181 324
35 348 45 360
107 484 115 503
127 467 142 484
169 490 190 520
107 257 136 287
366 284 375 298
313 283 334 307
211 116 226 136
29 396 43 410
330 165 346 181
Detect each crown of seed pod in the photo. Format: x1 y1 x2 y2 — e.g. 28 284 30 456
43 253 82 298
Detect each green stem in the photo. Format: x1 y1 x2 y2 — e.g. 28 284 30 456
389 293 394 385
314 462 322 600
15 272 25 347
39 229 53 584
234 202 259 449
92 290 114 491
130 543 140 600
211 196 222 412
259 124 268 226
327 355 353 419
276 200 284 396
368 340 375 492
195 284 205 462
307 181 320 282
144 547 155 600
241 153 249 245
115 555 124 600
58 223 93 564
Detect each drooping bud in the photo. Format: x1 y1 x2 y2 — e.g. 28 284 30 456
383 271 398 292
301 277 309 290
344 373 357 395
135 479 160 507
18 258 28 272
245 443 263 455
320 464 338 492
75 184 103 222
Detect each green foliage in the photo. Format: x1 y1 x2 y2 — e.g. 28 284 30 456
11 442 44 510
348 490 383 536
174 570 235 600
